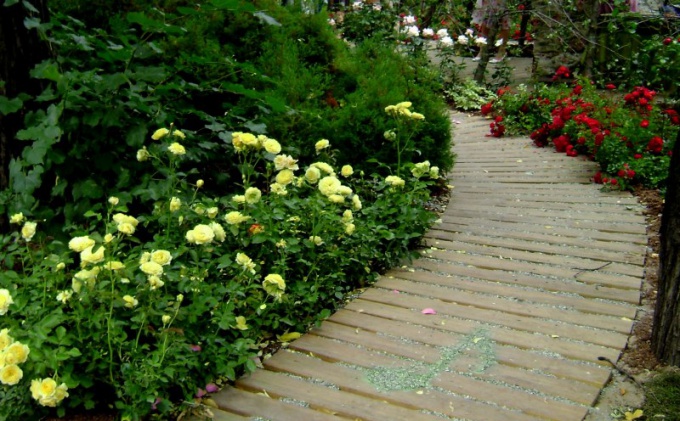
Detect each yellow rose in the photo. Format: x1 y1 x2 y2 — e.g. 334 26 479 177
56 290 73 304
148 275 165 290
244 187 261 204
315 139 330 153
9 213 24 225
4 342 30 365
196 179 205 188
0 289 14 315
270 183 287 196
337 185 353 196
430 166 440 178
68 236 95 252
273 154 299 171
262 274 286 299
410 112 425 120
345 223 356 235
162 314 171 325
80 246 105 265
328 194 345 204
103 233 114 244
0 329 13 350
304 167 321 184
224 211 250 225
0 364 23 386
340 165 353 177
21 221 37 241
122 295 138 308
112 213 139 227
352 195 362 211
186 224 215 245
150 250 172 266
210 222 226 242
140 261 164 276
234 316 248 330
263 138 282 154
117 222 136 235
396 101 412 109
151 128 169 140
31 378 69 407
231 195 246 204
108 196 119 206
169 197 181 212
318 176 341 196
168 142 186 155
342 210 353 223
309 236 324 246
206 207 218 219
235 253 256 274
311 162 334 175
385 175 405 188
275 169 294 186
139 252 151 264
172 129 186 139
136 147 150 162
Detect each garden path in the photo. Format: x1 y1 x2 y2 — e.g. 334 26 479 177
204 112 647 421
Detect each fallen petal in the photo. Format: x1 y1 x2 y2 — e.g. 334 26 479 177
421 308 437 315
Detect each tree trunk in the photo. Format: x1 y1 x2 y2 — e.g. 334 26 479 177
0 1 50 230
652 128 680 365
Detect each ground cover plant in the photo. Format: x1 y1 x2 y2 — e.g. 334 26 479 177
0 1 454 419
480 69 679 190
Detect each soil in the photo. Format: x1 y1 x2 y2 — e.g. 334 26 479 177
584 187 665 420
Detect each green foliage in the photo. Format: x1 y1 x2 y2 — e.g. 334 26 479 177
0 117 440 419
443 78 496 111
643 371 680 421
486 78 679 190
335 2 398 44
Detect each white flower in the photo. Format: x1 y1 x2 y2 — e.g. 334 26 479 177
465 28 474 36
495 38 504 47
475 37 487 46
352 1 363 10
405 25 420 38
457 35 469 45
437 28 449 38
440 36 454 47
328 18 336 26
403 15 416 25
422 28 434 38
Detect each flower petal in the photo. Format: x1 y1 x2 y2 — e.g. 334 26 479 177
421 308 437 315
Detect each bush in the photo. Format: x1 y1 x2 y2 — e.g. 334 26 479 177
0 104 441 418
484 73 679 190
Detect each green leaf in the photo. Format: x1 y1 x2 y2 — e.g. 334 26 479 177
132 66 166 83
4 0 20 6
31 60 62 82
0 96 22 115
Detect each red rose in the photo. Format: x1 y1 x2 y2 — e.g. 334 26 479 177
593 171 603 184
664 37 672 45
638 98 648 106
518 4 525 10
634 154 643 159
640 120 649 128
627 170 636 178
647 136 664 154
609 178 618 186
605 84 616 90
481 102 493 115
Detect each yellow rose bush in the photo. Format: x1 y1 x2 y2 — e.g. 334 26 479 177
0 108 441 419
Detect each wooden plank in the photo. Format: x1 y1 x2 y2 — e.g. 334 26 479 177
186 408 250 421
291 333 602 406
329 305 622 363
366 281 631 348
307 321 611 387
408 260 640 314
447 196 644 216
384 268 639 322
421 237 645 277
422 250 642 290
211 385 337 421
236 369 445 421
264 350 545 421
430 217 647 246
425 230 645 265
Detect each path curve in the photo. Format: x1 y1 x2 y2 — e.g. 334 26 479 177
206 112 647 421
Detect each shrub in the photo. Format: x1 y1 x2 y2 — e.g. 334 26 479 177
0 107 441 418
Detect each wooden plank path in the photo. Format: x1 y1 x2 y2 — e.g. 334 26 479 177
206 112 647 420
